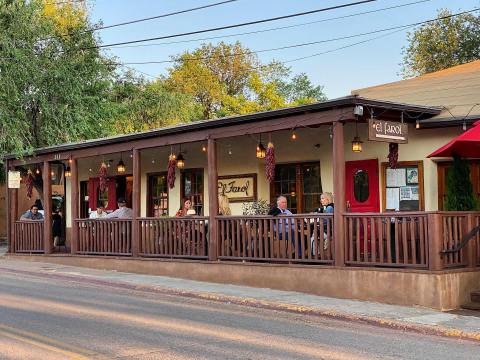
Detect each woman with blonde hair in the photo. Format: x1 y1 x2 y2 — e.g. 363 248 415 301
218 194 232 215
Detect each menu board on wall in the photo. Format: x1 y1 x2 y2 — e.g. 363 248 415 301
385 166 419 211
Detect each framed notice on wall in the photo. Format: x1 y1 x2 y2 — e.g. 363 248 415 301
218 174 257 202
381 161 424 212
7 170 20 189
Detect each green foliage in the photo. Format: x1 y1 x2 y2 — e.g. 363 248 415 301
444 155 478 211
166 42 326 119
0 0 116 179
109 72 202 134
402 9 480 78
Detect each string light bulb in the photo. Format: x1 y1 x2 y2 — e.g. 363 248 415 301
202 144 207 152
416 120 420 129
291 131 297 140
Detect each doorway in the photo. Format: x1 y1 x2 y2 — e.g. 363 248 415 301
345 159 380 212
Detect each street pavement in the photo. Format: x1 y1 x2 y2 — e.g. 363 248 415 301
0 258 479 359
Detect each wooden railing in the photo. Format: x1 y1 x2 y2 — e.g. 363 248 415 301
75 219 132 256
13 221 44 253
138 217 208 259
475 214 480 266
439 212 470 268
344 213 429 268
216 214 334 264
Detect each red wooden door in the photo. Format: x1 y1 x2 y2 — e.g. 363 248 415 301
345 159 379 213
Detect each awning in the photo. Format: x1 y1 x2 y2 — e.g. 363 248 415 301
428 120 480 158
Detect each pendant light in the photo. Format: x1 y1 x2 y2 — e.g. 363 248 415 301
64 166 72 178
256 134 266 159
351 116 363 153
117 152 126 173
176 145 185 169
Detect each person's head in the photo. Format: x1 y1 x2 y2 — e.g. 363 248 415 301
277 196 288 210
30 204 39 214
182 198 192 211
321 192 333 206
96 203 105 214
218 194 231 215
117 198 127 208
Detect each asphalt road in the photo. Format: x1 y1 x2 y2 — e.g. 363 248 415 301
0 268 479 359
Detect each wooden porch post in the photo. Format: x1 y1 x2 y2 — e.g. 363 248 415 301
132 148 141 257
207 138 218 261
6 161 17 253
333 121 346 266
427 212 444 270
466 213 477 268
70 158 79 254
43 161 53 254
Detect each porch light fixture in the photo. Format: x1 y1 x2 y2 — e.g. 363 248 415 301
64 166 72 178
117 153 126 173
176 153 185 169
351 116 363 153
35 166 41 175
256 134 266 159
176 145 185 169
202 144 207 152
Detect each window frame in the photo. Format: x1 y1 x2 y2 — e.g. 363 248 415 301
180 168 205 215
381 160 424 212
147 172 169 217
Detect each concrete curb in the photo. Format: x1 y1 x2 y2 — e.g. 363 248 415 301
1 265 479 343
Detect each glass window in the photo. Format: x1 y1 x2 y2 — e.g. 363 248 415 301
148 174 168 217
354 170 369 203
181 169 204 215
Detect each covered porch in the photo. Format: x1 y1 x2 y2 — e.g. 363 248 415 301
6 96 480 309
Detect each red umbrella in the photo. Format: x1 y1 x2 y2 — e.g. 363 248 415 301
428 120 480 158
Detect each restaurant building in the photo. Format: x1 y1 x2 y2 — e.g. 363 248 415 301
5 61 480 310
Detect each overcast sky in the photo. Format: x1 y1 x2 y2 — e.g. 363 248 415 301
88 0 480 99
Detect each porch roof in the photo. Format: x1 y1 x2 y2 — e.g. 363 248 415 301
5 95 440 161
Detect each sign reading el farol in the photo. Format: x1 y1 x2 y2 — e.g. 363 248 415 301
218 174 257 202
368 119 408 144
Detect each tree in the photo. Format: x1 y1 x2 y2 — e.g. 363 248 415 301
109 72 202 134
444 155 477 211
401 9 480 78
0 0 116 176
166 42 326 119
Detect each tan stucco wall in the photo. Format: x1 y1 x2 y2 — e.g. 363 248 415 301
71 123 462 224
11 254 480 310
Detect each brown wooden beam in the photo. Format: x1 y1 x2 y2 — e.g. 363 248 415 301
11 108 353 165
43 161 53 254
10 188 18 254
207 138 218 261
132 149 141 257
70 158 79 254
333 121 346 267
427 213 444 270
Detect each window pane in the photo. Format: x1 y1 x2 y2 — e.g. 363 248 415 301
354 170 369 203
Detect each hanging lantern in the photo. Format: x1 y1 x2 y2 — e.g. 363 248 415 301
35 166 41 175
351 136 363 152
256 142 266 159
351 116 363 153
176 153 185 169
117 153 126 173
64 166 72 178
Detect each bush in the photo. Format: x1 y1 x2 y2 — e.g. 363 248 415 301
444 155 478 211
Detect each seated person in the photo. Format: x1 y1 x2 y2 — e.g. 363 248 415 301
176 198 196 217
89 203 107 219
20 204 44 220
105 198 133 219
269 196 301 256
311 192 334 253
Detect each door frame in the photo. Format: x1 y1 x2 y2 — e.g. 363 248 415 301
345 159 380 213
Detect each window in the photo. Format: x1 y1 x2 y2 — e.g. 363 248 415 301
181 168 204 215
354 170 369 203
271 162 322 213
382 161 424 211
148 173 168 217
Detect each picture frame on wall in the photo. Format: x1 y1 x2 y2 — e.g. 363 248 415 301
406 167 419 185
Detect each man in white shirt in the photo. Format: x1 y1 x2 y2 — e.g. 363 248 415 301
105 198 133 219
89 204 107 219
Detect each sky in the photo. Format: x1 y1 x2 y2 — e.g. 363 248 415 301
87 0 480 99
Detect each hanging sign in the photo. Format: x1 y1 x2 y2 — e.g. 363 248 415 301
218 174 257 202
368 119 408 143
8 171 21 189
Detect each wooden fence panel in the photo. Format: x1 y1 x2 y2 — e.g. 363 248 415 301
75 219 132 256
13 221 44 253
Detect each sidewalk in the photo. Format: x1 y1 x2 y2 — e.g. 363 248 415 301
1 256 479 341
